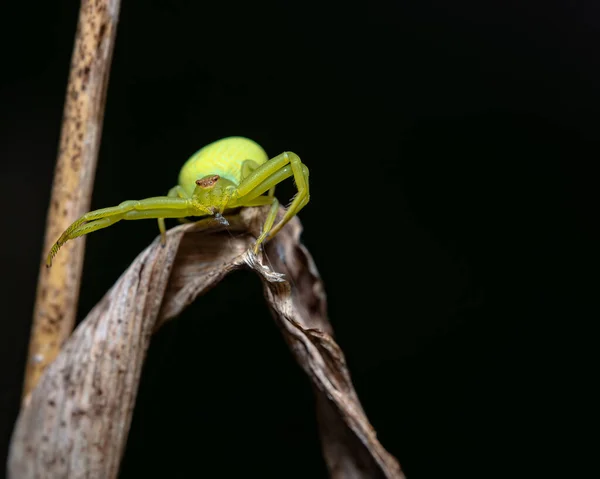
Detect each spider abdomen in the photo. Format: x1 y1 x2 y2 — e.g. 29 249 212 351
178 136 269 196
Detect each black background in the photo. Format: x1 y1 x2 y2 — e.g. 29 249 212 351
1 1 597 477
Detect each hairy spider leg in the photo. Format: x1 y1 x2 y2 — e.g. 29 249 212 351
233 152 309 250
46 197 207 267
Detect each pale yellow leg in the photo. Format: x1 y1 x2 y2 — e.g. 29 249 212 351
269 156 308 239
235 159 293 200
241 159 261 178
46 196 196 267
231 152 309 252
256 199 280 253
233 152 309 244
67 217 121 240
242 195 280 253
158 185 189 245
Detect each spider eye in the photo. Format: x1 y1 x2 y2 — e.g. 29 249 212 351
196 175 220 188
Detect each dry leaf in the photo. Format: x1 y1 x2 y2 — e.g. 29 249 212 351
9 207 404 479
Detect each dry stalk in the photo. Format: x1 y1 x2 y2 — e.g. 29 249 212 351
24 0 122 401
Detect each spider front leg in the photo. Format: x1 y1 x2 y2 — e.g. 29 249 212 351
233 152 309 252
158 185 190 245
46 196 200 267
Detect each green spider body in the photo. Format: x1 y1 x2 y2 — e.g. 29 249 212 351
179 136 268 195
46 136 309 267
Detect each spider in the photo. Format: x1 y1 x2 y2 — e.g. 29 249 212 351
46 136 310 267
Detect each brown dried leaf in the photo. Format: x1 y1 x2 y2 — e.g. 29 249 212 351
9 207 404 479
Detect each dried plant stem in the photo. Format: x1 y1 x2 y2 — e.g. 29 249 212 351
23 0 121 402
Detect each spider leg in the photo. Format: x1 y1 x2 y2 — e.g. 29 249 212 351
240 160 278 198
241 195 280 252
65 217 121 241
241 159 261 178
233 152 309 247
268 154 309 239
46 196 198 267
158 185 190 245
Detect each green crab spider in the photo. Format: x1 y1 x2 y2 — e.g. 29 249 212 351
46 136 310 267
